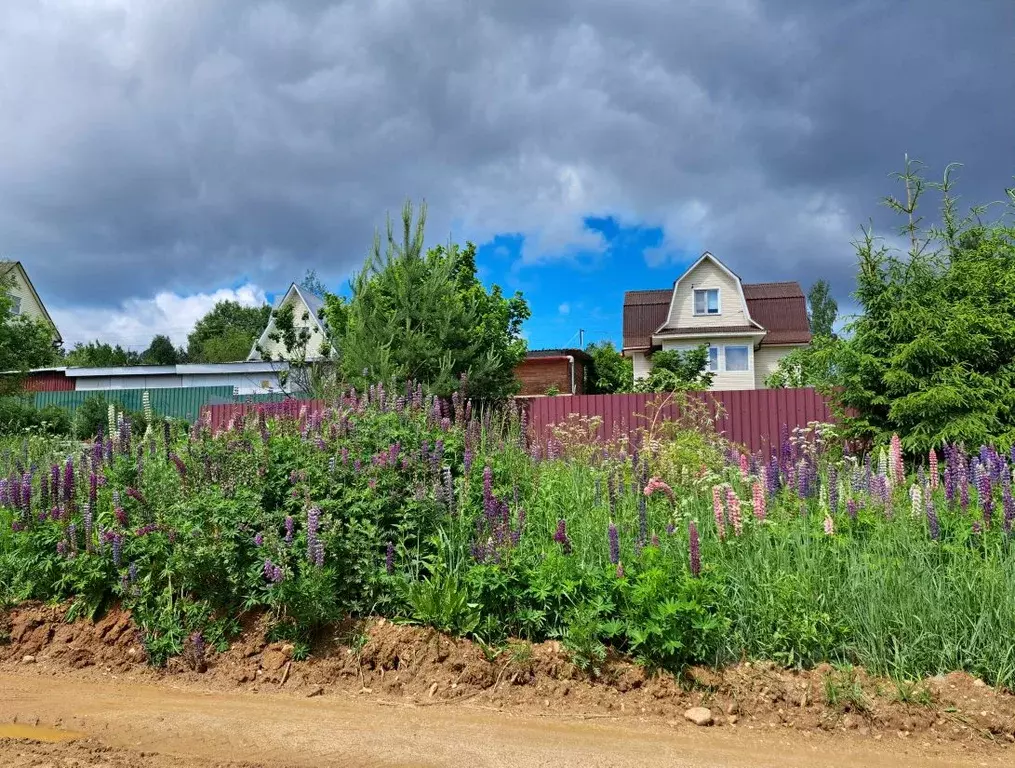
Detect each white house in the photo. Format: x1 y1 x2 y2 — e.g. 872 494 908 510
622 252 811 390
248 283 330 363
1 260 62 346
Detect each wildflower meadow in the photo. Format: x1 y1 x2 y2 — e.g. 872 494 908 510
2 387 1015 688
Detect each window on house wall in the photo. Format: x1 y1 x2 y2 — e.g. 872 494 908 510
8 294 21 315
724 345 749 372
706 346 719 372
693 288 720 315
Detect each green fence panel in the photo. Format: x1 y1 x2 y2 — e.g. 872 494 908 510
34 387 237 422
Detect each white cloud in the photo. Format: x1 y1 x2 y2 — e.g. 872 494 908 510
558 302 570 315
50 283 267 351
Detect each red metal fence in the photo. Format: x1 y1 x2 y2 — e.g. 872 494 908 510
524 388 838 454
202 387 838 455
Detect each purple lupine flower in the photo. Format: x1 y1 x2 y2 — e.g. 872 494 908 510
114 507 128 527
135 523 159 537
607 522 620 564
385 541 395 574
126 487 145 506
553 519 572 554
128 560 138 583
170 453 187 478
766 457 780 495
978 471 993 528
254 532 264 547
845 498 858 520
89 472 98 512
688 521 701 577
958 459 970 511
306 506 323 567
284 516 295 545
112 534 123 566
463 450 473 473
666 523 675 535
56 540 67 557
63 458 74 506
21 473 31 513
83 503 94 552
263 559 284 583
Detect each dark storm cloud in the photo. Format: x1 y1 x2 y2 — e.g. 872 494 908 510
0 0 1011 316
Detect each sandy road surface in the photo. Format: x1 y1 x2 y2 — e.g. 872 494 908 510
0 672 1005 768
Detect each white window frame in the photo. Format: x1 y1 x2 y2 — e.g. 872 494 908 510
8 294 20 315
724 345 750 372
693 288 720 316
706 346 719 372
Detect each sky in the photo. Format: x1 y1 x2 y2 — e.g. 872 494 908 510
2 1 1013 352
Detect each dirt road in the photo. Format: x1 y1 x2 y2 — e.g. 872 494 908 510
0 672 1005 768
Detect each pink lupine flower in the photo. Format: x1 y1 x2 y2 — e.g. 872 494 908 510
824 514 834 535
751 481 766 521
890 434 904 486
738 453 750 480
643 477 674 500
712 485 726 539
726 486 743 536
929 448 939 490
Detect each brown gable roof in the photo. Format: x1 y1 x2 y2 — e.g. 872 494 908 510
623 282 810 349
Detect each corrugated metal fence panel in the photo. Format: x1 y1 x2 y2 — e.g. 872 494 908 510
22 372 76 392
526 388 838 455
34 387 237 421
203 396 321 432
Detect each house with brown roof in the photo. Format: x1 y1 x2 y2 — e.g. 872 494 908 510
0 260 62 346
622 252 810 390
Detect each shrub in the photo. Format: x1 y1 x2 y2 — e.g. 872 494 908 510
0 397 71 436
72 394 147 439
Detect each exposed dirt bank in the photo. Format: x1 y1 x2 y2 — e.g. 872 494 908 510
1 603 1013 766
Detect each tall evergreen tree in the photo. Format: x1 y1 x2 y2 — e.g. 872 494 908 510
807 279 838 338
339 201 529 399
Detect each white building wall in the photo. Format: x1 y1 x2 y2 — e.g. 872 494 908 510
666 259 752 330
631 351 652 381
754 344 807 389
656 338 758 391
71 369 295 395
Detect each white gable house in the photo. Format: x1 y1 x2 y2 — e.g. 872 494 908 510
248 283 331 363
622 252 812 390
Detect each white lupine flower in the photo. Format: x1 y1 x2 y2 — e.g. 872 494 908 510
910 484 922 518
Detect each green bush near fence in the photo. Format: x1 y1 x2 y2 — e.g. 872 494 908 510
0 396 72 436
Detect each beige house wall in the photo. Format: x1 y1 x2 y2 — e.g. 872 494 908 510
665 258 752 330
753 344 808 388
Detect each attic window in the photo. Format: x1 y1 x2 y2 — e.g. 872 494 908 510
7 294 20 315
693 288 719 315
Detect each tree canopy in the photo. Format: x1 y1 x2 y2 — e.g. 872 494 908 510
585 341 633 393
141 334 184 365
335 201 529 399
634 345 714 393
187 300 271 363
829 160 1015 451
0 275 60 392
63 341 140 368
807 279 838 338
